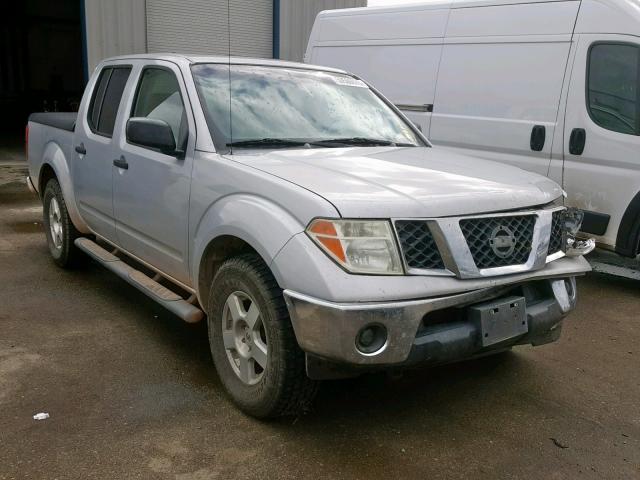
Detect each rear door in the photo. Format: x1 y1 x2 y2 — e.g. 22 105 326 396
112 61 196 284
553 35 640 249
74 65 132 240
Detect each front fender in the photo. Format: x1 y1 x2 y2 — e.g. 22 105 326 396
39 141 90 234
191 194 311 297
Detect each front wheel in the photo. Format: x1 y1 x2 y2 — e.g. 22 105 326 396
42 178 84 268
207 254 318 418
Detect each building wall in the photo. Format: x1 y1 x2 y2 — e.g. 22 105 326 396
146 0 272 58
84 0 146 74
83 0 366 75
279 0 366 62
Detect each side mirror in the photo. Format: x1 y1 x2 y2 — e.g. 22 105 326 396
126 117 176 155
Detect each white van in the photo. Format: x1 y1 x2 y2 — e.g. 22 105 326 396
306 0 640 259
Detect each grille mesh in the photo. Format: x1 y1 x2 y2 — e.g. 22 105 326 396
459 215 536 269
548 211 564 255
395 221 445 270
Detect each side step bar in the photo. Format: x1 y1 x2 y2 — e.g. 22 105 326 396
75 238 204 323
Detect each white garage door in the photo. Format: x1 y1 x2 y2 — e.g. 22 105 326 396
146 0 273 58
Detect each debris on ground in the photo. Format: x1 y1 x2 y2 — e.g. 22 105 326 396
550 438 569 449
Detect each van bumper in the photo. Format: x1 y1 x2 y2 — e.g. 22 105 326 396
284 276 578 369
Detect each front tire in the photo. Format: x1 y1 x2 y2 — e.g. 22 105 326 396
207 254 318 418
42 178 83 268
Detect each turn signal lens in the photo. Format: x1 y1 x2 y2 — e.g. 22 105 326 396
308 220 346 263
306 219 403 275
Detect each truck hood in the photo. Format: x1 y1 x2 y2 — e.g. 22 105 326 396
230 146 562 218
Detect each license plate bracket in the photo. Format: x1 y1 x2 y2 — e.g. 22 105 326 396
469 296 528 347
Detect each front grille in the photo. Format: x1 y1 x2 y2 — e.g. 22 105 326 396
395 221 445 270
548 210 564 255
459 215 536 269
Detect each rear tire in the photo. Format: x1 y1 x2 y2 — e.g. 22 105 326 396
42 178 84 268
207 254 318 418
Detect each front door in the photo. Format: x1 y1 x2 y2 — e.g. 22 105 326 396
553 35 640 249
74 66 132 240
113 61 195 284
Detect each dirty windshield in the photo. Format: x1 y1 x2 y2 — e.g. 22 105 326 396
191 64 423 149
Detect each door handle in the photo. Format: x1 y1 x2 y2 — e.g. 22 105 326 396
75 143 86 155
569 128 586 156
113 156 129 170
530 125 546 152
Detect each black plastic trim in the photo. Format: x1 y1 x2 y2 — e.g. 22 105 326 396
530 125 546 152
581 210 610 236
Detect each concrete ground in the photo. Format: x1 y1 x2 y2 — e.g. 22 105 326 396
1 149 638 480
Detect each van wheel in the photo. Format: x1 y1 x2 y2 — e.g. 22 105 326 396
207 254 318 418
42 178 83 268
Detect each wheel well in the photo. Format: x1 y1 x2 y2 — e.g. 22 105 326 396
616 191 640 257
198 236 261 310
38 164 57 195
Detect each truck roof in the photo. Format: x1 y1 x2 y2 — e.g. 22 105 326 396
100 53 348 75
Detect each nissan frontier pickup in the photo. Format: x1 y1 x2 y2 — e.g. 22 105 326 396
26 54 593 418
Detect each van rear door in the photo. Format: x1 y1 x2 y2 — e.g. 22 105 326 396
430 1 580 177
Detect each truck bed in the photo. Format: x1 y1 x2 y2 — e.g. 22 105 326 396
28 112 77 132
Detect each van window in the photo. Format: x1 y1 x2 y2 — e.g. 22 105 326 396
131 68 187 148
588 43 639 136
88 66 132 137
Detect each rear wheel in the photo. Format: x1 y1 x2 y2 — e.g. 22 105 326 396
42 178 83 268
207 254 318 418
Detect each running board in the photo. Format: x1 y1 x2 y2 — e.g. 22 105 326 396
75 238 204 323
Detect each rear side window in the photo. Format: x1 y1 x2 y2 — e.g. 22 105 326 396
587 43 640 136
131 68 187 148
88 66 132 137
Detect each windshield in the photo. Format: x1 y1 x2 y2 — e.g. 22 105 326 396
191 64 423 149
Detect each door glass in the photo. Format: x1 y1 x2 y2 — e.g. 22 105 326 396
88 67 132 137
132 68 187 148
88 68 111 130
588 43 639 135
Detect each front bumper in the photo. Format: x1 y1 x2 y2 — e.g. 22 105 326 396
284 276 578 367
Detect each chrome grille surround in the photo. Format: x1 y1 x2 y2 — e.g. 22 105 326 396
548 210 565 256
393 206 566 279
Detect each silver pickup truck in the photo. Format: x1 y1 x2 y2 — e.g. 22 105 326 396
26 54 592 418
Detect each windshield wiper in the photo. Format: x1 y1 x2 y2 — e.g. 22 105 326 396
227 138 309 148
311 137 416 147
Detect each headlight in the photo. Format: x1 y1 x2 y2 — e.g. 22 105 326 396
306 219 403 275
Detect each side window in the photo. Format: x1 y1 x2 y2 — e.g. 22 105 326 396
587 43 639 136
88 66 132 137
131 68 187 149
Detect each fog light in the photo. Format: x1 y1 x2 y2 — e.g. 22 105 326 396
356 324 387 354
